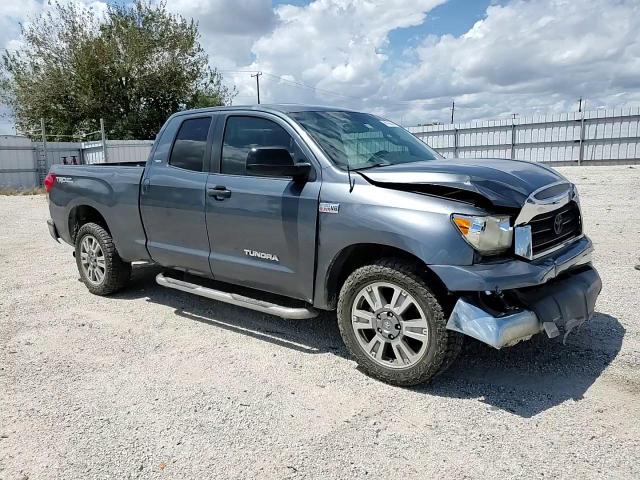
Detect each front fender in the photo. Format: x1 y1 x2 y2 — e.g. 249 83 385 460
312 180 481 308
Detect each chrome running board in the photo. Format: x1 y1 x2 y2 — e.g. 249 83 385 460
156 273 318 320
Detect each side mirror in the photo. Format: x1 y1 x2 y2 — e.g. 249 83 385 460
246 147 311 181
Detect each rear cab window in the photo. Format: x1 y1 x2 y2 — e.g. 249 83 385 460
169 117 212 172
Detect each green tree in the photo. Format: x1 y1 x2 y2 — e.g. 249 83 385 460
1 1 236 139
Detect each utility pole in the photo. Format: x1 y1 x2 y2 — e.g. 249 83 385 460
251 72 263 104
578 97 583 112
450 100 455 124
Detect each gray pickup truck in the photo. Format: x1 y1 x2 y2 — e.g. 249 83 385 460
46 105 601 385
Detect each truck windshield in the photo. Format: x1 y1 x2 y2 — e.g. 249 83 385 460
290 110 441 170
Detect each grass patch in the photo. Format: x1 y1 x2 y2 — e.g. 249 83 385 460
0 186 46 196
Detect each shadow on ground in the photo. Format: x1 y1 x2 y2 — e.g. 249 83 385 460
418 313 625 417
116 264 625 418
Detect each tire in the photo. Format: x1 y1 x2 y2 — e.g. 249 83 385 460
337 258 462 386
74 222 131 295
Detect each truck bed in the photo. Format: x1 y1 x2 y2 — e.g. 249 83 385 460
47 163 149 262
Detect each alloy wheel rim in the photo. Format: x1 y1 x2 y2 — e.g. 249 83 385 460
80 235 106 285
351 281 430 369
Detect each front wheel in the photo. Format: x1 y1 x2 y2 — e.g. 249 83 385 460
337 259 462 386
75 222 131 295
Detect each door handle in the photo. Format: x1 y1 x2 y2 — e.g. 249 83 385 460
207 185 232 200
142 178 151 194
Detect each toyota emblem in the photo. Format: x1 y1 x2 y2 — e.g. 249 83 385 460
553 213 564 235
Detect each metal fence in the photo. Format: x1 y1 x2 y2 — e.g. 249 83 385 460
407 107 640 165
0 136 153 188
3 107 640 189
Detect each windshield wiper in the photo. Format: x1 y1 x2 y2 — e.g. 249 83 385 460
350 162 387 172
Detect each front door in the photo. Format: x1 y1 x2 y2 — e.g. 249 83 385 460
140 115 214 276
205 114 320 301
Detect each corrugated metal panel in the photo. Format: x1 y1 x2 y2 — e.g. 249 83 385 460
1 138 154 188
34 141 82 169
82 141 105 164
106 140 154 163
408 107 640 164
0 136 38 188
3 108 640 189
84 140 154 164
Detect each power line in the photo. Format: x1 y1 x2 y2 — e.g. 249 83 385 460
220 69 462 108
254 73 447 107
261 72 364 102
219 69 364 103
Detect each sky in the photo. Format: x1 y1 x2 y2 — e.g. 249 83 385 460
1 0 640 133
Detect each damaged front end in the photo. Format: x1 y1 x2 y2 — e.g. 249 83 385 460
447 266 602 349
359 159 602 349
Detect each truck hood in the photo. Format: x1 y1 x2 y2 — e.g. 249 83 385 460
358 158 566 208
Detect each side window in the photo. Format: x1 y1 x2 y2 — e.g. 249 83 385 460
168 117 212 172
221 116 295 175
152 116 181 163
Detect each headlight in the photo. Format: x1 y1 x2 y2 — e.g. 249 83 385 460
452 214 512 254
571 183 580 206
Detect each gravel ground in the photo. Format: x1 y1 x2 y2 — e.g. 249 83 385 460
1 165 639 479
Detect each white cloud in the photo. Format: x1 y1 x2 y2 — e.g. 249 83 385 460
2 0 640 134
166 0 276 67
0 0 41 53
386 0 640 123
233 0 445 106
218 0 640 125
0 0 108 52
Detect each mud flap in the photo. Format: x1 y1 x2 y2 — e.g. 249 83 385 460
515 267 602 343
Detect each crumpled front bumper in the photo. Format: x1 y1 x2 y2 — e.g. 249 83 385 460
431 235 594 293
446 266 602 348
437 236 601 349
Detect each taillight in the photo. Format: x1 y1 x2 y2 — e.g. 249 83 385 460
44 173 56 193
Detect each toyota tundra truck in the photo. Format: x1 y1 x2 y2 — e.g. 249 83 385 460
45 105 601 386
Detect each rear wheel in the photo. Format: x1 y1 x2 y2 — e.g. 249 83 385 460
75 222 131 295
337 259 462 386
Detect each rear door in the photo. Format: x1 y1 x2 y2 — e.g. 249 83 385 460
140 114 216 276
205 113 321 301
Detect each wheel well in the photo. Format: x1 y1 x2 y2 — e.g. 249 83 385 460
324 243 450 310
68 205 110 242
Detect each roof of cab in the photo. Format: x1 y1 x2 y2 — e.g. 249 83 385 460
171 103 361 118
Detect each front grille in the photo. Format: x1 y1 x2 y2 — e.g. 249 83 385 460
529 201 582 256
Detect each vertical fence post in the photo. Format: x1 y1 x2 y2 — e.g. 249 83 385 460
578 110 585 166
453 127 459 158
100 118 108 163
32 140 39 187
38 118 48 185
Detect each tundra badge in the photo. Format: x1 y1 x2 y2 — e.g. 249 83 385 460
244 249 280 262
319 202 340 214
